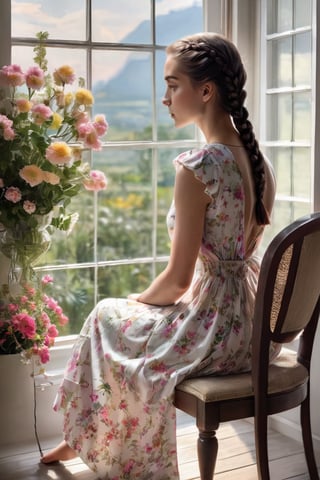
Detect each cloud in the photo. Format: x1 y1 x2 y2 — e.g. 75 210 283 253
12 1 86 40
156 0 201 16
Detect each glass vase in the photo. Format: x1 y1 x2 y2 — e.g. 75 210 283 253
0 213 52 286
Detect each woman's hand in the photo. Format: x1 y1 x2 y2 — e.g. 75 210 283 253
127 293 141 301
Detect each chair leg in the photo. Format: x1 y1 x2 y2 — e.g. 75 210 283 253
197 430 218 480
254 413 270 480
301 391 320 479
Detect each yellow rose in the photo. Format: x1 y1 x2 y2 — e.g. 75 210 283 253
51 112 63 129
75 88 94 106
64 92 74 106
45 142 72 165
53 65 76 85
43 171 60 185
16 98 32 113
19 165 44 186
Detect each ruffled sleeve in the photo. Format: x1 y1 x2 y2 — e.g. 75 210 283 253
173 146 226 197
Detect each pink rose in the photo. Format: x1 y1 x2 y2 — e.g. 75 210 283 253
0 64 25 87
4 186 22 203
40 311 51 327
31 103 53 125
12 313 36 339
83 170 107 191
8 303 19 312
0 114 15 140
48 324 59 338
93 114 108 136
41 274 53 285
45 296 58 310
58 314 69 326
74 111 89 127
23 200 36 214
38 346 50 364
55 306 63 315
25 66 45 90
77 122 102 150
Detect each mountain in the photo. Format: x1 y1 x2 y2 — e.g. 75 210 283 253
93 5 202 130
121 5 202 46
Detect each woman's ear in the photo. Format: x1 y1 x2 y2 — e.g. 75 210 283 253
202 82 215 102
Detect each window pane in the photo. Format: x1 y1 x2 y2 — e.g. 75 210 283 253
272 199 311 229
12 0 86 40
42 190 95 266
97 263 152 300
155 2 203 45
259 198 311 253
294 0 312 28
267 0 293 34
293 91 311 140
267 37 292 88
12 46 87 80
92 50 152 141
266 147 311 198
95 149 153 261
294 32 312 86
43 267 96 334
266 92 311 142
92 0 151 44
266 93 292 141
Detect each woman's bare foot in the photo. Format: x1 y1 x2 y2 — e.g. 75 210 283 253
41 440 77 464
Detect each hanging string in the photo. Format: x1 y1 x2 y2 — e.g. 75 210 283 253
32 359 43 457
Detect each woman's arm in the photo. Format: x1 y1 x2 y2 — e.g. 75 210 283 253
134 164 209 306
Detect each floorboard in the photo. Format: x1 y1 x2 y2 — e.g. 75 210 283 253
0 411 319 480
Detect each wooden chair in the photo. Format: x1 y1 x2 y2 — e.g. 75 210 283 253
174 213 320 480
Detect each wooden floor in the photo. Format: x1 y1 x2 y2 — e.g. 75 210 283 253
0 411 319 480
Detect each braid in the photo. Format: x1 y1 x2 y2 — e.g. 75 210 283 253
167 33 270 226
233 108 270 225
220 71 270 225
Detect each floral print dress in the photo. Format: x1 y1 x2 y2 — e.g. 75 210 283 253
54 144 274 480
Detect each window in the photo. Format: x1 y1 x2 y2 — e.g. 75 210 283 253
4 1 317 333
9 0 203 334
260 0 313 248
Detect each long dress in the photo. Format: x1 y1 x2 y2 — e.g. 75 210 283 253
53 143 277 480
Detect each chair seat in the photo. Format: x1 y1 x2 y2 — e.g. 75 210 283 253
175 348 308 402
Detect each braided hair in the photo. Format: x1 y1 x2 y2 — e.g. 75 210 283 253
166 33 270 226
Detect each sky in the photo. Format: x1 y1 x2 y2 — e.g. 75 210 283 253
11 0 202 84
12 0 202 42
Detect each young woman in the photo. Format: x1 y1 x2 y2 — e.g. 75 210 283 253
41 33 278 479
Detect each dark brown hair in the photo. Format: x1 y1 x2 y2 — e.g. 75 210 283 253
166 33 270 225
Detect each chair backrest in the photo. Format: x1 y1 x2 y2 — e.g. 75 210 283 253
252 213 320 385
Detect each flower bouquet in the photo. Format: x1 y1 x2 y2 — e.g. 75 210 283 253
0 32 108 360
0 274 68 363
0 31 108 282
